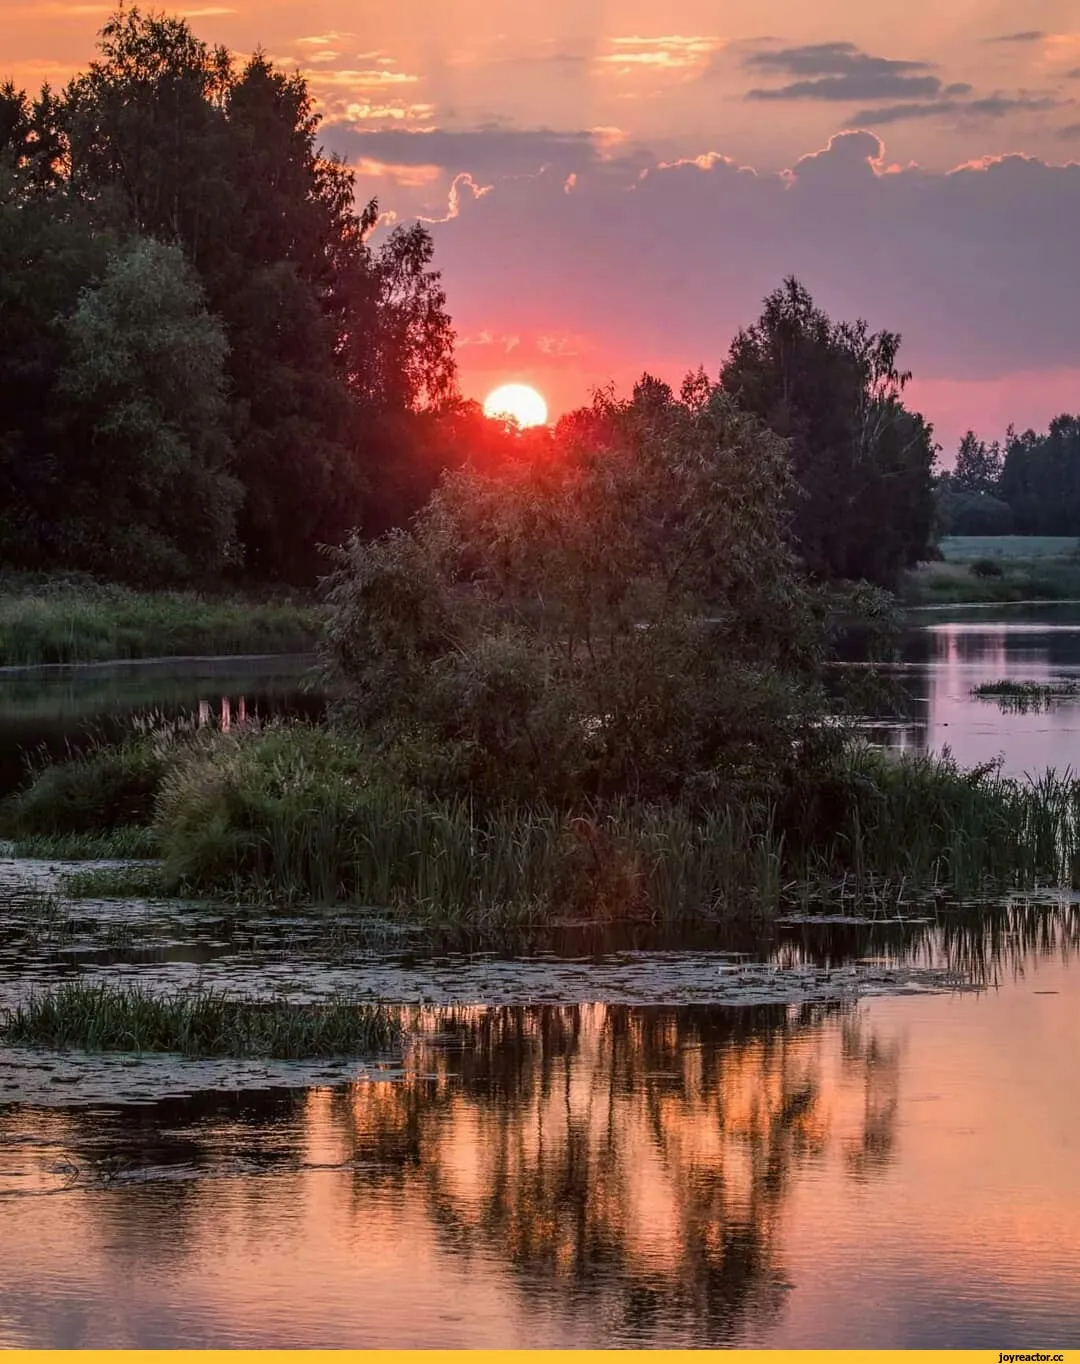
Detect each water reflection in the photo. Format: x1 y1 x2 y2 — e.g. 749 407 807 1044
866 605 1080 774
0 655 321 798
3 918 1079 1350
2 955 1078 1348
0 999 894 1347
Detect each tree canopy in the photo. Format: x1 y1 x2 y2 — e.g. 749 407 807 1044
720 277 937 587
320 378 830 808
0 8 457 583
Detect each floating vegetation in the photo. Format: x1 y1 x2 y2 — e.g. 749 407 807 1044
0 981 401 1058
58 863 167 900
971 679 1080 713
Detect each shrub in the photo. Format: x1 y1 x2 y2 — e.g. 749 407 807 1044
320 382 835 810
970 558 1004 578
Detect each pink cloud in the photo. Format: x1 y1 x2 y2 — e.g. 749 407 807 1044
418 130 1080 450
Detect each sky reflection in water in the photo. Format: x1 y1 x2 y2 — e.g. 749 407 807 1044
2 615 1080 1346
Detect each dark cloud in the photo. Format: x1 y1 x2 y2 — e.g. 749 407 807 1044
747 72 945 102
985 30 1046 43
852 94 1067 125
744 41 931 77
1058 121 1080 138
425 130 1080 398
743 41 948 102
322 124 609 176
1067 68 1080 79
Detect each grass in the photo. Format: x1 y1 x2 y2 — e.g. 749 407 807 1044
58 863 167 899
904 558 1080 606
10 828 160 860
904 536 1080 606
11 719 1080 927
0 575 322 666
938 535 1080 562
150 726 1080 922
973 679 1080 699
0 980 401 1058
970 678 1080 714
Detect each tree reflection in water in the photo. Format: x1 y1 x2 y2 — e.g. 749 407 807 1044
5 900 1079 1344
328 1000 899 1341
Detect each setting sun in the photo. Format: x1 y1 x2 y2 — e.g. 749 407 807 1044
483 383 549 428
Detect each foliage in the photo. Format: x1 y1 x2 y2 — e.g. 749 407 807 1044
320 379 831 808
969 558 1004 579
0 578 320 665
56 236 241 579
0 981 400 1057
935 488 1015 536
0 171 112 567
998 416 1080 536
950 430 1003 495
1 8 458 584
720 276 937 587
1 731 173 835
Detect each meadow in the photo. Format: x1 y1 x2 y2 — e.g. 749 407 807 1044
904 535 1080 605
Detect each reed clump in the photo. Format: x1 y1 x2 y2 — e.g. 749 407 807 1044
11 828 161 860
0 980 401 1057
153 724 1080 922
9 718 1080 926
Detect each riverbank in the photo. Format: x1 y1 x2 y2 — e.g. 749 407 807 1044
4 718 1078 927
0 576 322 666
902 535 1080 607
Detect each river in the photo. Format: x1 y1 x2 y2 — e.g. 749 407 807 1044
0 608 1078 1348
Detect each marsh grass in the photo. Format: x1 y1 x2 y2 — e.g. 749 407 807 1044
0 981 401 1057
0 577 321 666
12 719 1080 927
153 726 1080 923
903 557 1080 606
1 710 214 836
971 679 1080 713
11 828 160 860
59 864 167 899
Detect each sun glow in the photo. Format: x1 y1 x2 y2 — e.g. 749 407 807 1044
483 383 549 428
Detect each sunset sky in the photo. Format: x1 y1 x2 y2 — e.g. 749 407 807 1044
5 0 1080 456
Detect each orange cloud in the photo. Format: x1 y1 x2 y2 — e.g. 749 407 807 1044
352 159 442 187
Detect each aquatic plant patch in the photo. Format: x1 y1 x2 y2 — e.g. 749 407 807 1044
10 828 160 861
0 981 401 1058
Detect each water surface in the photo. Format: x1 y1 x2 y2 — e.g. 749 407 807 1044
1 926 1077 1348
872 602 1080 775
2 617 1079 1347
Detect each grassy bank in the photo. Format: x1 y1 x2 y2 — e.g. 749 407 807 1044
0 981 400 1057
6 719 1080 925
903 535 1080 607
0 576 322 665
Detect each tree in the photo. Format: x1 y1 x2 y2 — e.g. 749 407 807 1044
0 168 112 567
47 8 458 579
320 379 829 808
998 415 1080 535
950 431 1002 496
720 277 936 587
55 236 240 580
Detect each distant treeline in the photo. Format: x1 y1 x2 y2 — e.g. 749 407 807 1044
2 8 938 589
937 419 1080 537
